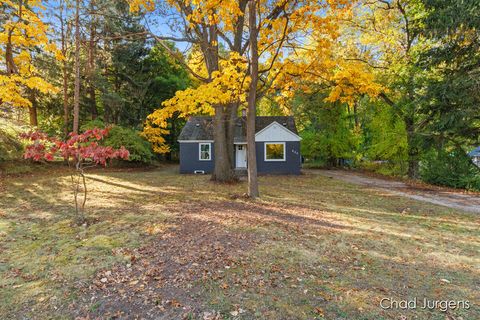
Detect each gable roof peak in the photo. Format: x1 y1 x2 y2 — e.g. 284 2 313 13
178 115 298 142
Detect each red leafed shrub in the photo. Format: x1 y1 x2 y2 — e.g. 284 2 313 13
21 128 129 165
21 128 130 225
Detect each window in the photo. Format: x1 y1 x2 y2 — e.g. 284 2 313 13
265 142 285 161
199 143 211 160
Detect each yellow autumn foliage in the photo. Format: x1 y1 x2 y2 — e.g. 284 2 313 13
130 0 383 153
128 0 155 12
267 5 385 108
143 52 250 153
0 0 62 108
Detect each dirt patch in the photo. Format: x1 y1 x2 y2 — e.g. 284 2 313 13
314 169 480 214
72 203 259 319
71 198 349 319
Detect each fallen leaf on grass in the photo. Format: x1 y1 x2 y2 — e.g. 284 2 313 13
203 311 221 320
169 299 182 308
353 266 365 271
221 282 229 289
315 307 324 316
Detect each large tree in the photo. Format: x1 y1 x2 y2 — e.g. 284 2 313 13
130 0 365 192
418 0 480 149
0 0 61 120
21 0 188 147
73 0 81 133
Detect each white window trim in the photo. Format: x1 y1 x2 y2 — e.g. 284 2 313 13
199 143 211 161
264 142 286 162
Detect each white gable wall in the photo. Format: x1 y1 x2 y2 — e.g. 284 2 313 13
255 121 301 142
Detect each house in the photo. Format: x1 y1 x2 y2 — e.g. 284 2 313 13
178 116 302 174
469 146 480 167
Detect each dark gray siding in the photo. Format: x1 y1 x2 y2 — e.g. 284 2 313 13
180 141 301 174
256 141 301 174
179 142 215 174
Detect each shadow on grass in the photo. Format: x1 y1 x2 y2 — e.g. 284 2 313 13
86 175 169 195
1 166 478 319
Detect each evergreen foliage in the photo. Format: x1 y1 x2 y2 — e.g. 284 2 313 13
420 148 480 191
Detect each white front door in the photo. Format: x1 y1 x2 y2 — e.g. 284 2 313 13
236 144 247 168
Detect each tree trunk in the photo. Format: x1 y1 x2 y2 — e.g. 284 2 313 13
353 101 360 130
405 115 419 178
28 90 38 127
87 0 98 120
104 105 111 124
203 24 234 182
73 0 81 134
6 30 19 75
247 0 259 198
226 0 247 170
59 0 70 136
62 58 69 134
212 106 236 181
167 116 175 161
226 103 239 169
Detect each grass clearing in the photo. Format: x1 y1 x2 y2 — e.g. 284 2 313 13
0 165 478 319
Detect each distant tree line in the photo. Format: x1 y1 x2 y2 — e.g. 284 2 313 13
1 0 190 162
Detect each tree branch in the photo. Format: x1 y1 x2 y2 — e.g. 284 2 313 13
149 32 209 82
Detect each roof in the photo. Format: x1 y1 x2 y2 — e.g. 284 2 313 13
468 146 480 157
178 116 298 142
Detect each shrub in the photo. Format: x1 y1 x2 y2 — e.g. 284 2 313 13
104 126 154 164
364 103 408 176
81 119 106 131
420 148 480 191
80 120 154 164
0 128 23 161
357 160 406 177
0 119 24 161
39 114 64 136
300 123 360 167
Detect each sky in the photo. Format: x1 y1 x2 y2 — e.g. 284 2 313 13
40 0 191 53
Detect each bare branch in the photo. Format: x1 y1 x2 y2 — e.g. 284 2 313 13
149 32 209 82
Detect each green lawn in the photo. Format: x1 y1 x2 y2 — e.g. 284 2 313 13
0 165 478 319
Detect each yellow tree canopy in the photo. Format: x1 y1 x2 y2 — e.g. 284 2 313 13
0 0 62 108
130 0 383 153
270 25 386 107
316 0 432 105
144 51 249 153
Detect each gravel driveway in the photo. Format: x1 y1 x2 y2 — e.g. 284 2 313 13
313 169 480 214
